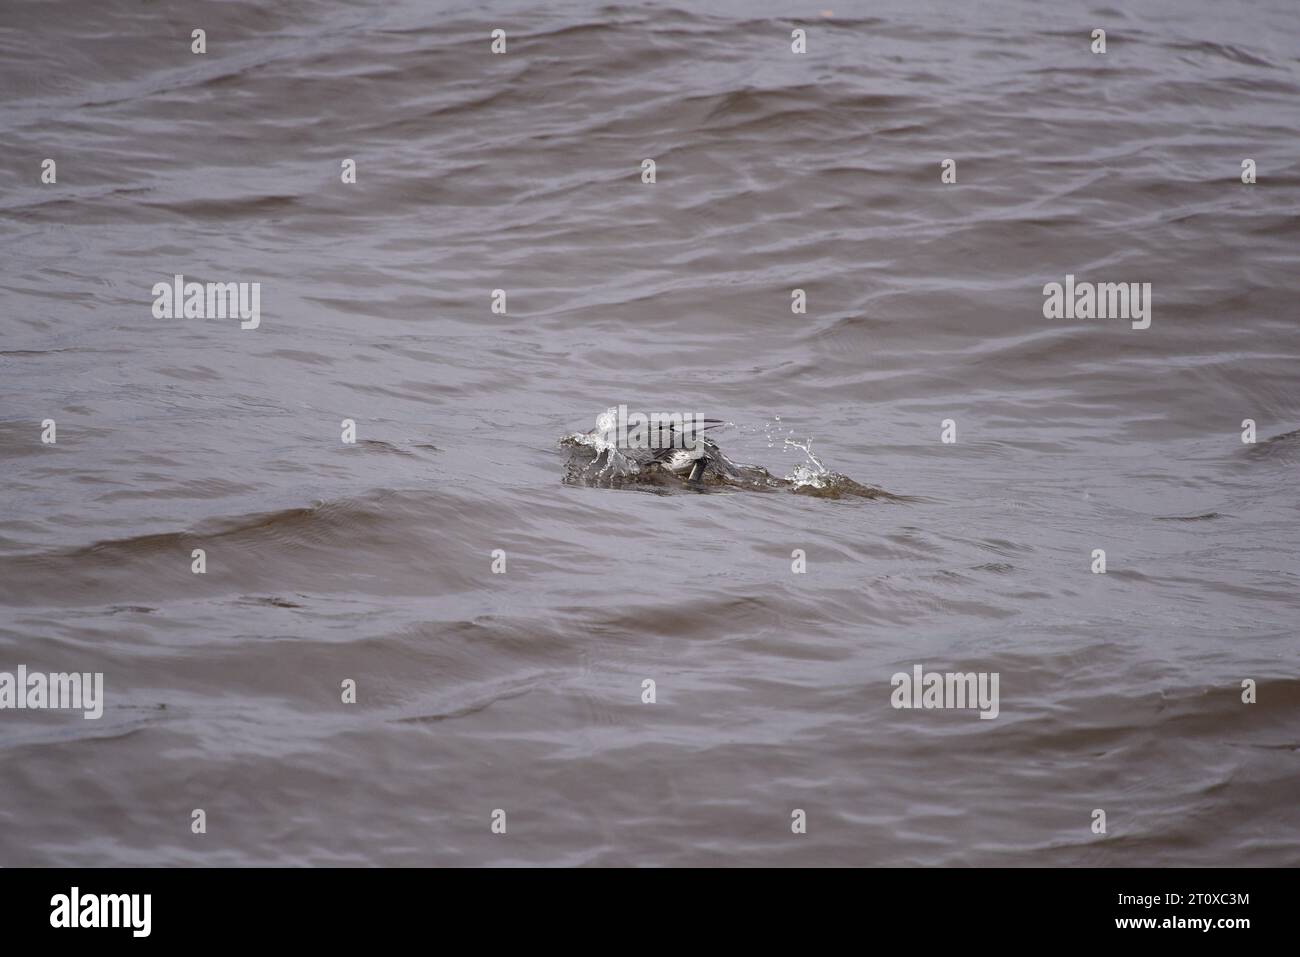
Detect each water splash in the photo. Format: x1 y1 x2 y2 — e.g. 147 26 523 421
783 436 830 489
561 407 643 481
561 411 903 500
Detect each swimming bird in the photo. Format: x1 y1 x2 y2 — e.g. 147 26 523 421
624 418 725 482
563 410 901 498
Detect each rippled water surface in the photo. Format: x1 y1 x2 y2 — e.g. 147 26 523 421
1 0 1298 866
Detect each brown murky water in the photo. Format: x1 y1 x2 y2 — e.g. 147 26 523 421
1 0 1298 866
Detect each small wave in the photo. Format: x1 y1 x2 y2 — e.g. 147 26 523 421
1245 428 1300 461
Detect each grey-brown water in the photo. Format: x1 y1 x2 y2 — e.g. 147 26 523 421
1 0 1298 866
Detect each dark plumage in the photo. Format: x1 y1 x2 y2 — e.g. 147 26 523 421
624 419 723 480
